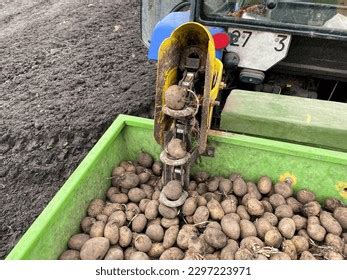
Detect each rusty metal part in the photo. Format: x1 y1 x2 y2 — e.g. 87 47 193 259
159 191 189 208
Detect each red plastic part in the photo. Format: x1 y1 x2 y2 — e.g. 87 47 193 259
213 32 230 49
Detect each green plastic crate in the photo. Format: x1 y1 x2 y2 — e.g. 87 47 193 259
6 115 347 259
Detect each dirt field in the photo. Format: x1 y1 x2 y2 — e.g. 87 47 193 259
0 0 156 258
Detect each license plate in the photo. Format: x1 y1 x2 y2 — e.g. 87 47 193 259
226 28 291 71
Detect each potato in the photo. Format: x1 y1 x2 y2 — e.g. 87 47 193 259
302 201 321 217
108 210 126 227
240 236 264 252
257 176 272 194
80 237 110 260
188 180 197 191
146 224 164 242
107 186 120 198
221 196 238 214
220 240 239 260
112 166 126 177
119 226 132 247
261 200 273 213
292 215 307 230
151 161 162 176
270 252 291 260
125 204 139 221
274 182 293 198
81 217 96 234
161 217 179 228
158 204 178 219
138 172 151 184
319 211 342 235
148 243 165 258
193 206 209 225
246 198 264 216
207 178 219 192
204 227 227 249
325 233 344 254
278 218 296 239
218 214 239 240
291 235 309 253
197 195 207 206
206 221 222 231
145 200 159 220
163 180 183 200
194 171 209 183
264 229 282 248
240 220 257 238
132 214 147 233
90 221 105 238
255 218 273 239
134 234 152 253
275 204 294 219
207 198 225 220
254 254 268 260
165 84 186 110
324 198 343 212
333 207 347 229
282 240 297 260
102 203 122 216
286 197 302 214
138 152 153 168
139 198 150 213
296 189 315 204
124 247 137 260
269 194 286 208
129 251 150 260
219 178 232 194
167 138 187 159
87 199 105 218
262 212 278 226
197 183 207 195
247 182 262 200
59 250 80 260
182 197 198 216
152 190 161 200
237 205 250 220
298 229 310 240
234 249 253 260
324 251 344 260
104 246 124 260
160 247 185 260
110 193 128 204
127 187 146 203
147 217 161 227
177 225 198 250
119 172 140 189
204 254 219 260
187 236 206 255
104 221 119 245
163 225 179 249
68 234 90 251
300 251 316 260
233 177 248 197
307 218 326 242
121 161 136 173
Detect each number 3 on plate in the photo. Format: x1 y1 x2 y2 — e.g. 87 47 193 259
274 35 288 52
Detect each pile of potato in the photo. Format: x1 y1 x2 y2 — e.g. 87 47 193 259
59 152 346 260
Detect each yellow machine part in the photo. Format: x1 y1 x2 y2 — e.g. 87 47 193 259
154 22 223 153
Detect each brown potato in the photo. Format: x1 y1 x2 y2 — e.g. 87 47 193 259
81 217 96 234
102 203 122 216
147 217 161 227
197 195 207 206
274 182 293 198
261 200 273 213
296 189 316 204
278 218 296 239
240 219 257 238
193 206 209 225
291 235 309 253
221 196 238 214
152 161 162 176
194 171 209 183
246 198 264 216
197 183 207 195
292 215 307 230
138 152 153 168
275 204 294 219
132 214 147 233
282 240 297 260
257 176 272 194
104 246 124 260
59 250 80 260
129 251 150 260
237 205 250 220
158 204 178 219
300 251 316 260
234 248 253 260
177 225 198 250
207 198 225 220
163 225 179 249
87 199 105 218
182 197 198 216
220 240 239 260
162 180 183 201
167 138 187 159
307 217 326 242
80 237 110 260
141 184 154 199
324 198 343 212
127 188 146 203
325 233 344 254
144 200 159 220
333 207 347 229
240 236 264 252
324 251 344 260
68 234 90 251
187 236 206 255
139 198 150 213
255 218 273 239
302 201 321 217
104 221 119 245
108 210 126 226
207 178 219 192
270 252 291 260
146 224 164 242
110 193 128 204
112 166 126 177
221 214 240 240
286 197 303 214
247 182 262 200
161 217 179 228
107 187 120 199
90 221 105 238
134 234 152 253
152 190 161 200
298 229 310 240
204 227 227 249
160 247 185 260
139 172 151 184
219 178 232 194
233 177 248 197
119 226 132 247
262 212 278 226
119 172 140 189
264 229 282 248
319 211 342 235
148 243 165 258
269 194 286 208
206 221 222 231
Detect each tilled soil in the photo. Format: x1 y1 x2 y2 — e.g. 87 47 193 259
0 0 156 258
